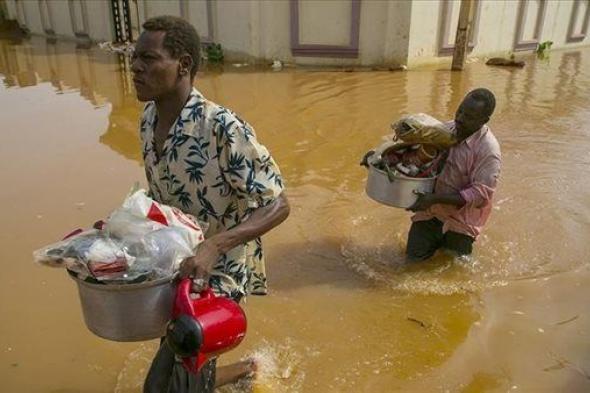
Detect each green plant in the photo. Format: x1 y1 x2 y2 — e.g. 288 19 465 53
205 43 224 64
536 40 553 60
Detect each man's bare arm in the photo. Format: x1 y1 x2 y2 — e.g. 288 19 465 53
179 193 290 278
210 193 290 254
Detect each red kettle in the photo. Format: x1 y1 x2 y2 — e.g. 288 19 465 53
166 278 247 374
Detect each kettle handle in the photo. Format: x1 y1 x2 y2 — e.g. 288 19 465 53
174 278 195 316
174 279 216 316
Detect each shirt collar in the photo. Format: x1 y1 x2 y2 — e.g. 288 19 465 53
183 87 204 111
465 124 488 148
145 87 203 121
452 122 488 148
172 87 206 135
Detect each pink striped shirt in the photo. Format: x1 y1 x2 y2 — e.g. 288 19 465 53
412 123 501 239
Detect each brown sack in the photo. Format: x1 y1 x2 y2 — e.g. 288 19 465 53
391 113 456 149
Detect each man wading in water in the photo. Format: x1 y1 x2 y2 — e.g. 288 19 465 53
132 16 290 392
406 88 501 260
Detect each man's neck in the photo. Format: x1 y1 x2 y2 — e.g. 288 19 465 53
154 83 193 127
457 125 484 143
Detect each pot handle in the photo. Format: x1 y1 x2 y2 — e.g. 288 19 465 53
360 150 375 168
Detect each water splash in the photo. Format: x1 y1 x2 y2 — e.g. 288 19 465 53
221 338 310 393
339 212 545 295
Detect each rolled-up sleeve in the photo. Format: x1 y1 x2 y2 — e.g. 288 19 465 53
218 118 285 209
459 150 501 208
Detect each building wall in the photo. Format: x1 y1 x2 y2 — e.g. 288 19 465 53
473 0 521 56
3 0 590 68
237 0 411 66
543 0 588 48
50 0 74 36
407 0 590 67
183 0 210 41
4 0 16 23
22 0 44 34
145 0 181 18
85 0 113 42
215 0 253 59
256 0 292 61
407 0 441 62
6 0 110 40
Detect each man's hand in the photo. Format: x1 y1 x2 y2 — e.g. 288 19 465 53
175 192 290 292
178 238 221 291
407 192 438 212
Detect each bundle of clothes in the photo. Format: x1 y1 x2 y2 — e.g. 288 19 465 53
34 189 205 284
365 113 457 180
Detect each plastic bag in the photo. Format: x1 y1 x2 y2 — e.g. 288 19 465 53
105 189 206 275
34 189 206 283
391 113 456 148
34 229 100 271
106 189 205 245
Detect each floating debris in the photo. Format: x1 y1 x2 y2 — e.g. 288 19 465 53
98 41 134 55
548 352 590 380
370 65 407 71
486 57 525 68
555 315 579 325
543 360 566 372
271 60 283 71
407 316 429 329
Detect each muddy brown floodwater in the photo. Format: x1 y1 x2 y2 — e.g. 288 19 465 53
1 36 589 393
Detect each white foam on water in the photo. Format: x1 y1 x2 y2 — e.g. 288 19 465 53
339 213 552 295
113 339 309 393
221 338 310 393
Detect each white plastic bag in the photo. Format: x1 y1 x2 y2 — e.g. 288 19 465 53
105 189 206 274
34 189 206 282
107 189 204 245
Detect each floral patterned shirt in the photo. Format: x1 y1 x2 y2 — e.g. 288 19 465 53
140 88 284 298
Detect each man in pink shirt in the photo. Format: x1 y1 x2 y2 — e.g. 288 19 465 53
407 88 501 261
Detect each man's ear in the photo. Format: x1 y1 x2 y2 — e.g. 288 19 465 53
179 54 193 77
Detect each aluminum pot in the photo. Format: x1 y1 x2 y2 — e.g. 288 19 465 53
70 273 176 342
365 163 436 208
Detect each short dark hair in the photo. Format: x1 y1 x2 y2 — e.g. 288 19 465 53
142 15 201 78
466 88 496 117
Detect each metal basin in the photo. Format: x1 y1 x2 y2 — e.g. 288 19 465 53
365 163 435 208
70 273 176 342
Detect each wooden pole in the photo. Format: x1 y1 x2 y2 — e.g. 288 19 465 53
451 0 475 70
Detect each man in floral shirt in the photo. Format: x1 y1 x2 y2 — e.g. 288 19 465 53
132 16 290 392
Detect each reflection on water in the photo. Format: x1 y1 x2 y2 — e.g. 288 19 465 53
1 36 590 392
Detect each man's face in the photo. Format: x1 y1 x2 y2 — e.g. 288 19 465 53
454 96 489 139
131 30 180 102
